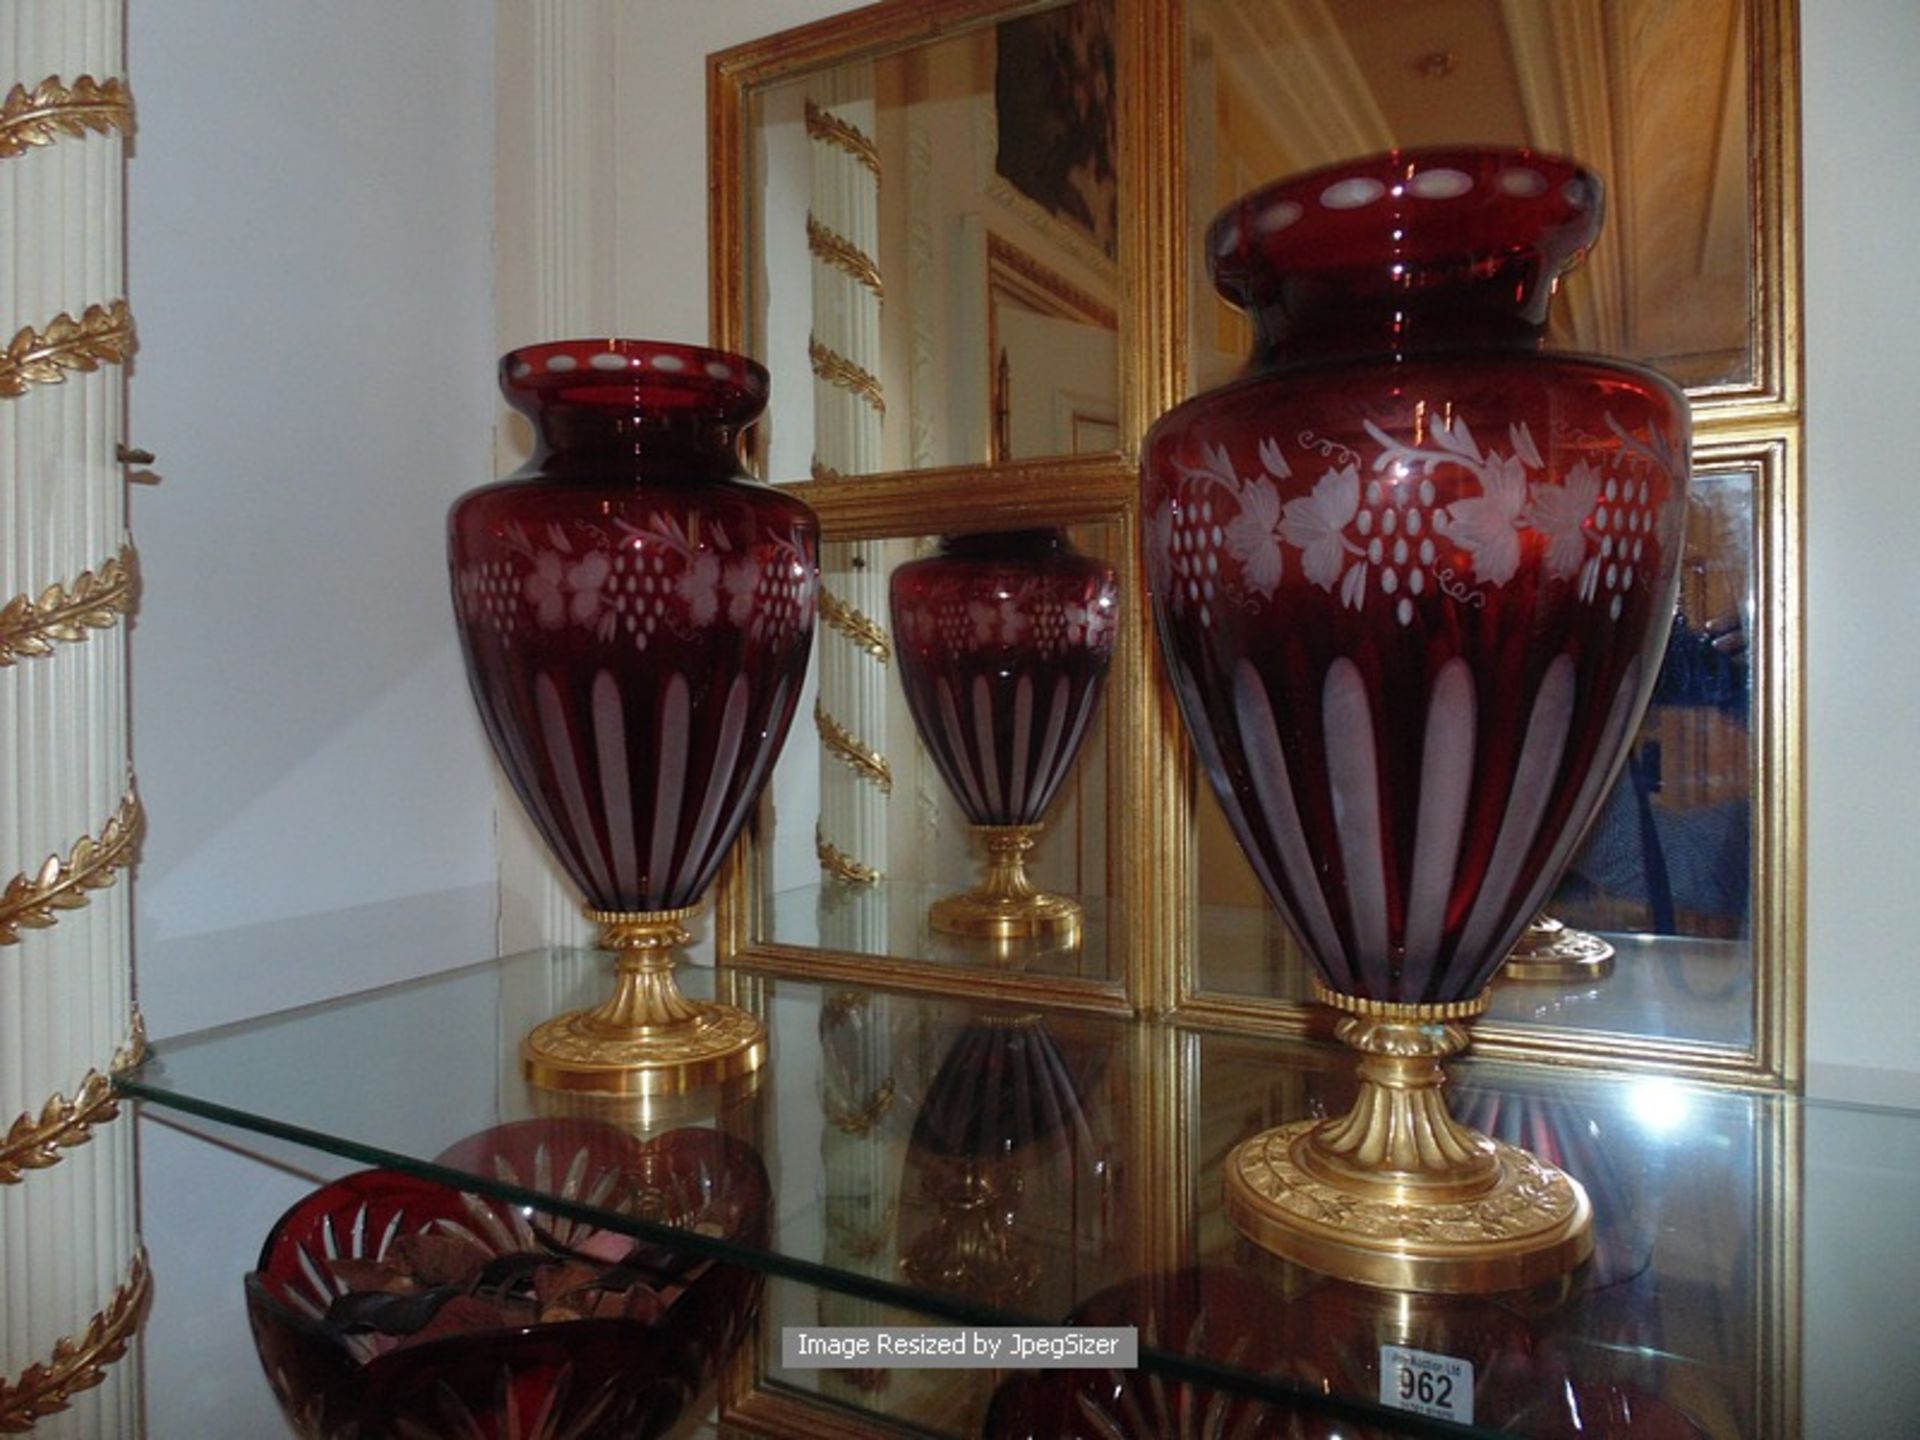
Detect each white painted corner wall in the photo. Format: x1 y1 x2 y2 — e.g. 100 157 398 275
127 4 500 1433
127 0 500 1040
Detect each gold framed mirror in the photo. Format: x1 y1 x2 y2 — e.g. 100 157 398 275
709 0 1803 1083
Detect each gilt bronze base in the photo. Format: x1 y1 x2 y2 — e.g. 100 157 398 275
1225 985 1592 1294
900 1157 1039 1308
1500 914 1615 982
522 905 767 1097
929 824 1082 944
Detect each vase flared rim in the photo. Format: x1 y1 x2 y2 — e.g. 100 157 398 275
500 338 768 422
1207 145 1603 291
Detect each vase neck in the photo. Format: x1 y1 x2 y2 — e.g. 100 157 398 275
938 528 1071 562
529 405 748 472
500 338 767 471
1210 149 1602 370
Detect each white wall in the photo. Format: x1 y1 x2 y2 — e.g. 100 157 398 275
1801 0 1920 1102
127 5 497 1432
127 0 499 1040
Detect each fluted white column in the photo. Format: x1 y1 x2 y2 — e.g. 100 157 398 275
806 64 892 948
0 4 146 1435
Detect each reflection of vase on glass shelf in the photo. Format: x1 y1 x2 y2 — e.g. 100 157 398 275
889 529 1118 946
899 1013 1103 1309
986 1268 1383 1439
1144 149 1689 1291
988 1263 1709 1438
449 339 818 1094
1502 911 1616 982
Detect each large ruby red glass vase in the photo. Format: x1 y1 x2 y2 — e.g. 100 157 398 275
889 530 1118 948
1143 150 1690 1290
449 339 818 1093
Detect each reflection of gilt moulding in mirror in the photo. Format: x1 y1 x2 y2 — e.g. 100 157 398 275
890 530 1117 950
449 339 818 1094
1144 150 1692 1290
736 4 1122 477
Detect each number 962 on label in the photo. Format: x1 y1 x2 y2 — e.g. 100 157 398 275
1379 1343 1474 1424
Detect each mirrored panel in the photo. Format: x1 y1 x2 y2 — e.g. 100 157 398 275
1185 0 1758 396
1193 443 1776 1063
748 519 1127 990
743 0 1122 479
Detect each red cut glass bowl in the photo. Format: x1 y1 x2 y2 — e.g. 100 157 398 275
245 1121 768 1439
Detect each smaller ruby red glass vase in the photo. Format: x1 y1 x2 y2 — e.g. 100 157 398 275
448 339 818 1094
1143 149 1691 1292
888 529 1118 948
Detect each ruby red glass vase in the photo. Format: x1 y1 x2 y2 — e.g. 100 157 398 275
1143 149 1690 1292
889 530 1118 946
449 339 817 1093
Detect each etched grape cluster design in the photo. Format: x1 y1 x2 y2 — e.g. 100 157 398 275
1150 412 1679 627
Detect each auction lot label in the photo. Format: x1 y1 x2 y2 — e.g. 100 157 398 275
1379 1343 1474 1423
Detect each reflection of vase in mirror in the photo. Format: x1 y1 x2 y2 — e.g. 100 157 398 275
449 339 818 1094
889 529 1117 946
1450 1084 1657 1294
1143 149 1690 1291
1503 911 1616 982
899 1013 1102 1309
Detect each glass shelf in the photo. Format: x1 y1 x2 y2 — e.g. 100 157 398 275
119 947 1910 1437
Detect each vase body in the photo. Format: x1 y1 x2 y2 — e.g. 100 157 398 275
449 339 817 1091
889 530 1118 943
891 530 1117 828
1144 149 1689 1292
1144 150 1688 1008
451 340 816 914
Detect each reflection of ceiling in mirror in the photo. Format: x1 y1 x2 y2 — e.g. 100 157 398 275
1194 0 1750 383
